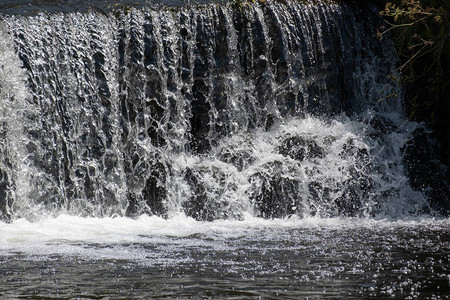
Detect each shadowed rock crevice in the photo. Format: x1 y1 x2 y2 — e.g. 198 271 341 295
403 128 450 215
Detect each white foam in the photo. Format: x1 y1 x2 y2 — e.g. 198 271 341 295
0 214 447 262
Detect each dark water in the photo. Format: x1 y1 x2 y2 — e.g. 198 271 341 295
0 217 449 299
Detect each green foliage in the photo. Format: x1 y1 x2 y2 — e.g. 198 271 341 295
379 0 450 164
379 0 450 71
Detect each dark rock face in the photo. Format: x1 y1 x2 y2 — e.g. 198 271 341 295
403 128 450 216
253 175 300 219
182 168 213 221
143 160 168 217
126 155 168 218
278 136 325 161
0 122 13 222
182 167 239 221
367 115 396 134
249 162 302 219
337 138 373 216
0 168 11 222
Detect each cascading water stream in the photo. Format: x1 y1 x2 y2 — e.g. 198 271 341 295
0 1 438 222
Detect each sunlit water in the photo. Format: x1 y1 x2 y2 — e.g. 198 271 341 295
1 215 449 299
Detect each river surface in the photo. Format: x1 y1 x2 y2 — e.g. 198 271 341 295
1 215 449 299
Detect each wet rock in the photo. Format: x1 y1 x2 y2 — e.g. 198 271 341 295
278 136 325 161
0 168 12 222
306 177 371 218
265 115 275 131
252 174 301 219
340 138 371 168
334 177 372 217
143 160 168 217
182 168 212 221
339 138 357 157
182 167 236 221
126 156 168 218
366 114 396 134
336 138 374 216
249 162 302 219
403 128 450 216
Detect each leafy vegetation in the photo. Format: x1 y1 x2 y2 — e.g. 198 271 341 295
379 0 450 164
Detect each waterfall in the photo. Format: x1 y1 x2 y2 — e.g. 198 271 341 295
0 1 433 221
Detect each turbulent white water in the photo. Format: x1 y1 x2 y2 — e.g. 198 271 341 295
0 214 447 260
0 0 442 223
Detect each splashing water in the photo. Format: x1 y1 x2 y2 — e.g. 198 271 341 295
0 2 433 221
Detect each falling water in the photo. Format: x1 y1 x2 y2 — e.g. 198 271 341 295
0 1 434 221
